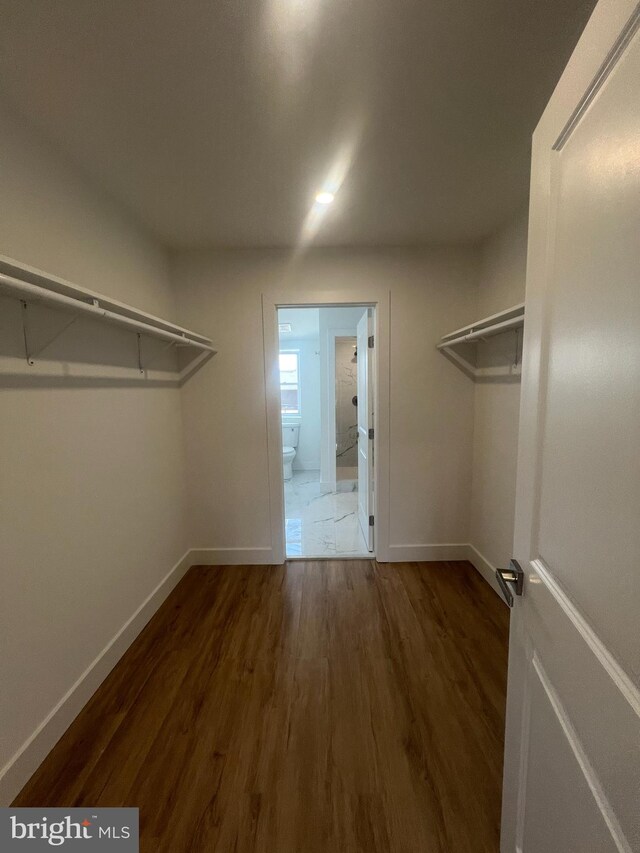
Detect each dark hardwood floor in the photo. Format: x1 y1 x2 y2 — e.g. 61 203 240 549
14 560 509 852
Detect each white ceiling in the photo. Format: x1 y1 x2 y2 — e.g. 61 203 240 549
0 0 595 248
278 308 320 341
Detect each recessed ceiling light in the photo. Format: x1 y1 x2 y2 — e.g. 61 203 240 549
315 191 335 205
278 323 292 333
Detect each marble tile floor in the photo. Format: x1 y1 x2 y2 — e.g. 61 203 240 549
284 470 371 558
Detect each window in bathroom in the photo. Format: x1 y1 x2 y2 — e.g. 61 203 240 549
279 350 300 415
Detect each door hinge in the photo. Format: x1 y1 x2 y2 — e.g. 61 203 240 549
368 334 374 348
368 427 374 440
369 515 374 526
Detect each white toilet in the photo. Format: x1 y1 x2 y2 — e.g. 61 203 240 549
282 424 299 480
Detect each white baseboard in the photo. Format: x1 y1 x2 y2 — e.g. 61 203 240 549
387 543 470 562
465 543 504 600
189 547 276 566
0 549 193 806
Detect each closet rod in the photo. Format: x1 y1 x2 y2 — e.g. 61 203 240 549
436 314 523 349
0 272 216 353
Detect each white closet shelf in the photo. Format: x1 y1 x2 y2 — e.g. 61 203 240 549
437 303 524 348
437 303 524 380
0 255 217 357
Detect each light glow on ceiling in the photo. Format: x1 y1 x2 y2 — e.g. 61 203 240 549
315 191 335 205
296 112 366 250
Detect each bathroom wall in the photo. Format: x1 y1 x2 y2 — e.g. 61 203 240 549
0 103 188 802
469 208 528 591
281 335 321 471
171 247 479 560
335 337 358 472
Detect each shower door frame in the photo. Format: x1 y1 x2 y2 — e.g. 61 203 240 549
262 290 390 563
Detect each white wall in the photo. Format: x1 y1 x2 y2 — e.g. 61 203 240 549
171 247 479 559
0 104 188 802
281 335 321 471
469 209 528 585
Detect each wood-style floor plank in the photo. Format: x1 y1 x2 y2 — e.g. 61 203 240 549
14 560 509 852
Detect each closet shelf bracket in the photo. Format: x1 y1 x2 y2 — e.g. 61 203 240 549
20 300 33 365
23 308 80 365
141 338 177 370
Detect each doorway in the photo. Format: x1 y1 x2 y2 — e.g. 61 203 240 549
277 305 375 558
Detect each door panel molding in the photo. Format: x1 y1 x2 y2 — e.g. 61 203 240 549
514 0 639 566
531 655 632 853
520 558 640 847
510 554 640 851
554 3 640 150
533 559 640 713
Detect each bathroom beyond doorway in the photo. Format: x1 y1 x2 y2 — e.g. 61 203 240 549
277 306 375 558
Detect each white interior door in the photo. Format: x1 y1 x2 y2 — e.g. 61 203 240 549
501 2 640 851
356 309 374 551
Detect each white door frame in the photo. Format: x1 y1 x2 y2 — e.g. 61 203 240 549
262 289 390 563
356 309 375 550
